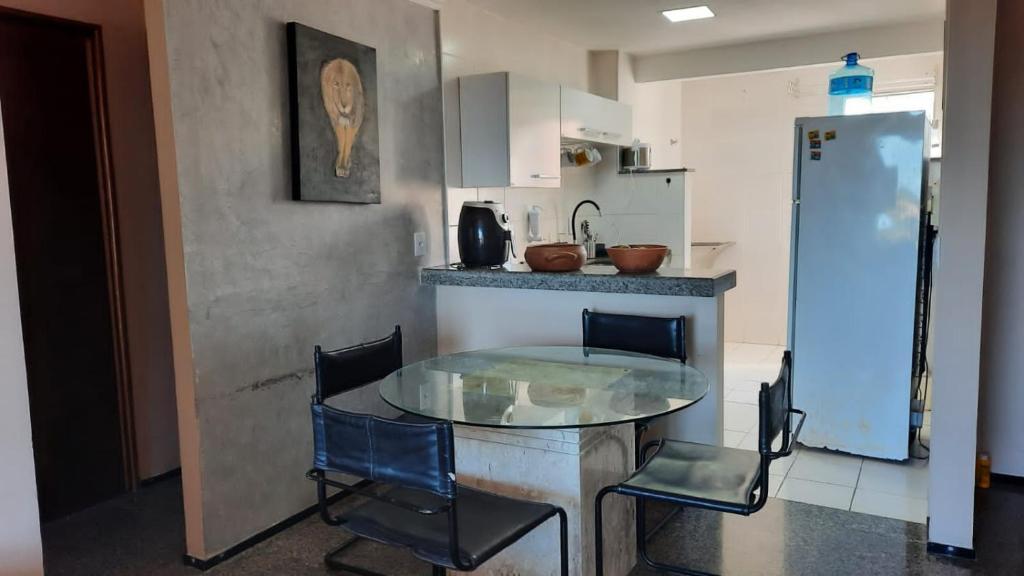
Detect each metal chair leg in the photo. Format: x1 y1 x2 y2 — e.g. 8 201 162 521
556 508 569 576
635 493 646 559
325 534 442 576
594 486 617 576
636 502 716 576
325 535 387 576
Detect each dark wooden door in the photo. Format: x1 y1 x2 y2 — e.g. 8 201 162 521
0 13 127 520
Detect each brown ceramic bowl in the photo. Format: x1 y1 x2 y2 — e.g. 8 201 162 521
606 244 668 274
524 243 587 272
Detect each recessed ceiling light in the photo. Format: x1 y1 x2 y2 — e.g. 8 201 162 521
662 5 715 23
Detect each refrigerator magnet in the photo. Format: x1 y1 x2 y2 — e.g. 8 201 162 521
825 130 837 141
810 140 822 149
807 130 820 140
810 150 822 160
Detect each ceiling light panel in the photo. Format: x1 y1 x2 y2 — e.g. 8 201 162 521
662 6 715 23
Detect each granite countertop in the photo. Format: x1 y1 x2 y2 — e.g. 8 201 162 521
421 262 736 298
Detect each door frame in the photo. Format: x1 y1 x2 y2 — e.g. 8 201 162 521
0 7 138 490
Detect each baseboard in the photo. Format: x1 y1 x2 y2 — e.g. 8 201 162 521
182 479 372 571
139 467 182 487
926 541 976 560
991 472 1024 486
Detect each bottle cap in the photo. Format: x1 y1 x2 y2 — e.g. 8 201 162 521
844 52 860 66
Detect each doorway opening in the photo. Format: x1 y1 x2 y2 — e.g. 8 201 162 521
0 8 135 522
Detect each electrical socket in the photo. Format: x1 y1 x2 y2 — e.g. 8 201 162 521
413 232 426 257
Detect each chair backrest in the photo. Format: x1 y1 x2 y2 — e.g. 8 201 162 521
314 326 402 403
758 351 793 456
311 403 456 498
582 309 686 363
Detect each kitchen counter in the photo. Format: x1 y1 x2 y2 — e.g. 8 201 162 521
421 263 736 298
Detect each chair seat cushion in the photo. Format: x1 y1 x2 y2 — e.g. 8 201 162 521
621 440 762 507
340 485 558 569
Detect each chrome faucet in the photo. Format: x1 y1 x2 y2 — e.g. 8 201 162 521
571 200 601 244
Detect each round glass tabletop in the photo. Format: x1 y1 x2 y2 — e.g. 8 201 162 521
378 346 709 429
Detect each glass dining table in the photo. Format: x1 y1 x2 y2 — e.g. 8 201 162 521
376 345 709 576
379 345 709 429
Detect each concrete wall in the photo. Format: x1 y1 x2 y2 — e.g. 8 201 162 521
151 0 445 558
979 0 1024 478
634 19 945 82
928 0 997 552
0 106 43 576
0 0 178 480
440 0 590 261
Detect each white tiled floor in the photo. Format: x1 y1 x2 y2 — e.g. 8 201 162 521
723 342 931 524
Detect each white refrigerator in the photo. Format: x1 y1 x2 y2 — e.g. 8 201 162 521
788 111 930 461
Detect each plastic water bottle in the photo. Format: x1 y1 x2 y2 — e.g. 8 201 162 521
828 52 874 115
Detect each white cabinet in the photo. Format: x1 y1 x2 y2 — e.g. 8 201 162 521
560 86 632 147
459 72 561 188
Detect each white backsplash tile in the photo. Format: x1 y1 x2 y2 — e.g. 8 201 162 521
446 187 478 222
477 187 506 204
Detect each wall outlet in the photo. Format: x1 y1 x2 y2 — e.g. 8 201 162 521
413 232 426 257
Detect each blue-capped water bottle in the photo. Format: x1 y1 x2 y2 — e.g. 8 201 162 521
828 52 874 115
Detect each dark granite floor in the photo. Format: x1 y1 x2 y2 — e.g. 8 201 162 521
41 477 1024 575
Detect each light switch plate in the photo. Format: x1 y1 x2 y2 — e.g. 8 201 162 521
413 232 426 257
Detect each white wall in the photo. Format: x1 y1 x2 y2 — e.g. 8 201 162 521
440 0 589 261
0 108 44 576
928 0 997 552
979 0 1024 478
558 160 691 267
650 53 943 345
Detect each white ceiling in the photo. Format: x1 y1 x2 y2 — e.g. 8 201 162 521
463 0 945 55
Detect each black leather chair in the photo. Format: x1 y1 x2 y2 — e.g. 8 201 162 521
594 351 804 576
582 309 686 364
314 326 403 404
582 309 687 467
308 403 569 575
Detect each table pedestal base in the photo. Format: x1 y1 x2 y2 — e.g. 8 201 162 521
453 424 636 576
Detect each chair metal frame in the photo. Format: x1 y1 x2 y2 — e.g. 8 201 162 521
594 352 805 576
309 328 569 575
312 326 406 572
307 427 569 576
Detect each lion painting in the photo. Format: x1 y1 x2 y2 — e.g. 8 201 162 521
288 22 380 203
320 58 365 178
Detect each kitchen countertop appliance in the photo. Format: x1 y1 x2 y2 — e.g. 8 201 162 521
458 201 513 268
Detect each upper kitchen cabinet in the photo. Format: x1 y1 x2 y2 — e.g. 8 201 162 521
560 86 632 147
459 72 561 188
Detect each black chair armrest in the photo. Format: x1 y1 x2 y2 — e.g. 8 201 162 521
771 409 806 459
639 439 665 467
789 408 806 444
306 469 452 515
